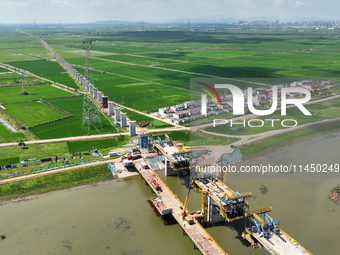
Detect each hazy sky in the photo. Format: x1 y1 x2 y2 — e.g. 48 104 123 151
0 0 338 24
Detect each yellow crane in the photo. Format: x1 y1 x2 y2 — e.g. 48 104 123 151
181 180 195 224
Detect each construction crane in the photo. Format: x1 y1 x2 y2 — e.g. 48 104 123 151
152 132 171 141
181 178 195 224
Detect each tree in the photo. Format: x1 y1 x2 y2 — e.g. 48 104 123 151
18 140 26 147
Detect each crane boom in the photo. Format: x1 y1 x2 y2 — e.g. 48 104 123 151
181 181 192 217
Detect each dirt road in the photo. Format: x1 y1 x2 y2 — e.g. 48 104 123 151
0 157 121 185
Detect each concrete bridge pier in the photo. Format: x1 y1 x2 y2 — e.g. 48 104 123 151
164 158 177 176
207 196 225 224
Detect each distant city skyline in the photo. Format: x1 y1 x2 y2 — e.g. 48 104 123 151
0 0 338 24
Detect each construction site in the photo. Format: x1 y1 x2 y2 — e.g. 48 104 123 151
111 132 312 255
1 30 330 255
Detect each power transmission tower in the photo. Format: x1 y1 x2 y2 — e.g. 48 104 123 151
82 40 102 130
83 40 94 89
20 75 28 95
82 94 102 130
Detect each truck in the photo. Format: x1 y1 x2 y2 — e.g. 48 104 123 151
109 151 119 157
141 162 149 169
138 121 149 127
151 179 161 191
138 121 154 127
184 215 195 225
123 160 134 167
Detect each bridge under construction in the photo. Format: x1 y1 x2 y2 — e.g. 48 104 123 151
191 174 311 255
132 133 311 255
134 160 226 255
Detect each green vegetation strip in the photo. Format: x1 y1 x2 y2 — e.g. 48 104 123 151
0 164 113 201
67 136 130 154
0 157 20 166
191 131 240 146
0 123 27 144
121 108 172 129
157 130 240 146
0 143 69 161
239 120 340 159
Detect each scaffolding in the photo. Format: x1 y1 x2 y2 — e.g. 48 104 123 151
138 132 153 149
221 148 243 166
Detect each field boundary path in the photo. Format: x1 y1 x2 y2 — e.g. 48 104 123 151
0 117 18 133
0 127 188 148
91 54 272 87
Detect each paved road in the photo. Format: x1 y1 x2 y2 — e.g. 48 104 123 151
191 94 340 131
200 116 340 147
0 94 338 149
0 127 189 148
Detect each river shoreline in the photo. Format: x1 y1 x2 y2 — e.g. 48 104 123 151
241 130 340 162
0 177 114 204
1 131 339 204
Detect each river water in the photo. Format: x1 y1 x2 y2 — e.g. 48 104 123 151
0 134 339 255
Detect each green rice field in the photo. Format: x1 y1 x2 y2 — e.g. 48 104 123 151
1 28 340 141
0 123 26 143
9 60 79 89
66 136 130 154
30 96 117 139
4 101 67 128
0 66 9 72
0 143 69 161
0 85 73 104
164 130 239 146
0 75 48 87
121 108 172 129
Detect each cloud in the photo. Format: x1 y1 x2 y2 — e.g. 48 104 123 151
273 0 284 5
4 1 30 7
89 0 155 8
294 1 304 7
50 0 73 8
89 0 124 7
